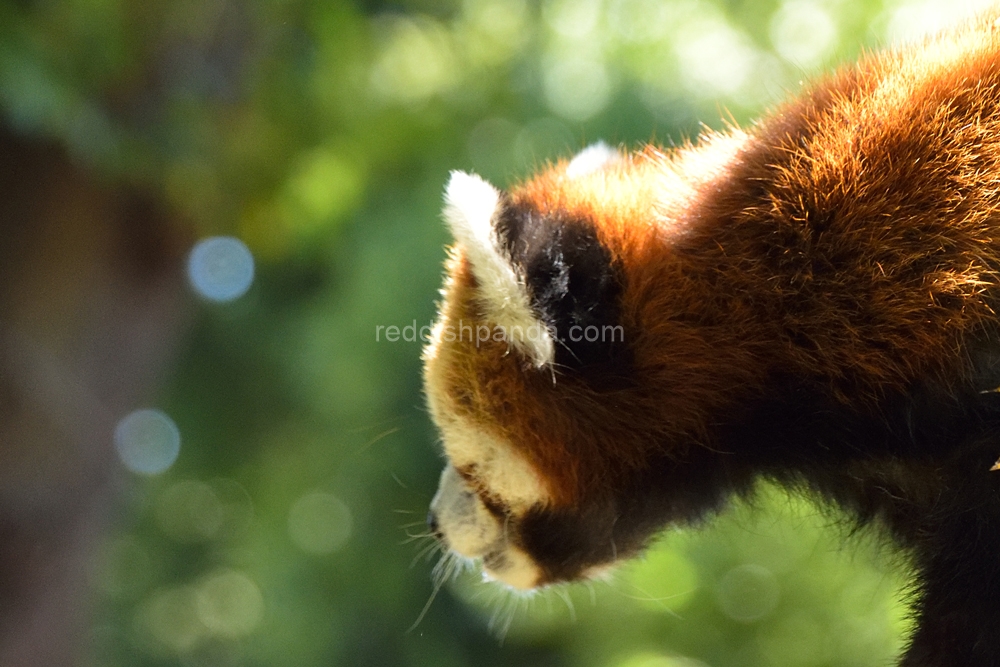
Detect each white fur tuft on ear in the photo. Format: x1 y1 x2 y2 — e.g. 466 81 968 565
565 141 622 179
443 171 501 263
442 171 555 367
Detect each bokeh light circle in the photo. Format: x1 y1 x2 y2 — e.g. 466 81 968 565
187 236 255 302
715 563 780 623
195 569 265 638
114 409 181 475
287 491 353 555
155 480 223 542
142 586 202 652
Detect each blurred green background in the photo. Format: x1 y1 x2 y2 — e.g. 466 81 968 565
1 0 982 665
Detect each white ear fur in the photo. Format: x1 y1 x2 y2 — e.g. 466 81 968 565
565 141 622 179
442 171 555 367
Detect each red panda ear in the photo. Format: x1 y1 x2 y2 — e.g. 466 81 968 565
494 188 630 376
442 171 556 367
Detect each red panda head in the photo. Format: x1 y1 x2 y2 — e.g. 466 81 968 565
422 135 767 589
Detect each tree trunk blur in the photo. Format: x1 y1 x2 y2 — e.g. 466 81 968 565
0 128 189 665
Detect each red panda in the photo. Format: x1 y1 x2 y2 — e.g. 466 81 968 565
423 12 1000 666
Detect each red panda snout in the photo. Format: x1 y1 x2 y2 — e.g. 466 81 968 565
428 464 541 590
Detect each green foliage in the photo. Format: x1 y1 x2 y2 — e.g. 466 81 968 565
2 0 967 664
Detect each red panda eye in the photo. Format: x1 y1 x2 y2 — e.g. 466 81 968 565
479 492 510 520
455 465 477 484
455 465 510 517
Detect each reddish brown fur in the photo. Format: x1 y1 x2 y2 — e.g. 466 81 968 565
429 14 1000 508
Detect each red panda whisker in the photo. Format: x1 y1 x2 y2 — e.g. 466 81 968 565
615 580 688 619
486 588 525 643
399 531 435 544
409 539 442 569
582 580 597 607
407 565 448 634
555 587 576 624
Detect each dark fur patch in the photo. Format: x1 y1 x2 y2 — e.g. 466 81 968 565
495 197 630 377
518 353 1000 587
516 445 743 585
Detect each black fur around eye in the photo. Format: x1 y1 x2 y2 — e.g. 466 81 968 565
478 492 510 520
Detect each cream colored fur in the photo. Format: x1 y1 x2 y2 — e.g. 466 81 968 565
430 464 541 590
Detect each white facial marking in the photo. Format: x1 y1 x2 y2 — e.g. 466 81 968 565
565 141 622 179
433 410 549 511
431 464 542 590
430 464 502 554
442 171 555 367
423 403 550 590
481 543 540 590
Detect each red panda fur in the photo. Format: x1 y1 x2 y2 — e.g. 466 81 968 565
424 12 1000 666
438 18 1000 503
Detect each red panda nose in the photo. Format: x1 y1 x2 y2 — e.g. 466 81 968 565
427 510 442 540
